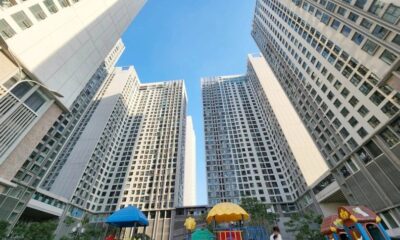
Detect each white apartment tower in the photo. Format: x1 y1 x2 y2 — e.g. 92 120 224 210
252 0 400 232
0 0 145 229
202 61 309 214
183 116 197 206
41 66 187 239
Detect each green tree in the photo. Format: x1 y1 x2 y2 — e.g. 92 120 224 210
284 212 324 240
240 198 279 229
11 220 57 240
0 220 9 240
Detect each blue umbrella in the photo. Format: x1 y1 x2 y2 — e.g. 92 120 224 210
106 206 149 227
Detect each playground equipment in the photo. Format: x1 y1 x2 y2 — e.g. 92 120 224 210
321 206 391 240
321 214 349 240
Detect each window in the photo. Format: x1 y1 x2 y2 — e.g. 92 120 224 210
360 18 372 29
362 40 379 55
339 165 351 178
341 107 349 117
24 91 46 111
11 11 33 30
369 0 385 16
0 19 16 39
43 0 58 14
331 19 340 29
58 0 69 7
348 12 359 22
341 88 350 98
337 6 347 16
340 127 350 138
29 4 47 21
358 127 368 138
357 148 372 164
352 32 364 45
392 34 400 46
381 102 399 117
359 82 373 95
326 2 336 12
354 0 367 9
369 91 385 106
350 74 362 86
380 50 397 65
341 25 351 37
11 82 32 98
349 97 359 107
379 128 399 147
349 117 359 127
358 105 369 117
321 13 331 24
365 140 382 158
368 116 380 128
372 25 389 39
382 4 400 24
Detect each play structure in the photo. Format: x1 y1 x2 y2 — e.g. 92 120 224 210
321 206 391 240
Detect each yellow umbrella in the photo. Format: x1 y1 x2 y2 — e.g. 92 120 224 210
206 202 249 224
184 217 196 231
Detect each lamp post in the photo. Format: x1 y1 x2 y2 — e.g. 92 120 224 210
1 79 64 98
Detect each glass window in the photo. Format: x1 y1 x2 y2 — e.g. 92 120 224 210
341 25 351 37
354 0 367 9
365 140 382 158
358 127 368 138
29 4 47 21
58 0 69 7
392 34 400 46
0 19 16 39
11 82 32 98
362 40 379 55
380 128 399 147
348 12 359 22
340 127 350 138
24 91 46 111
350 74 362 86
368 116 380 128
372 25 389 39
337 6 347 16
380 50 397 65
382 4 400 24
369 91 385 106
326 2 336 12
369 0 386 16
357 148 372 164
341 107 349 117
321 13 331 24
341 88 350 98
360 18 372 29
358 105 369 117
43 0 58 14
349 117 359 127
359 82 373 95
11 11 33 30
349 96 359 107
381 102 399 117
352 32 364 45
339 165 351 178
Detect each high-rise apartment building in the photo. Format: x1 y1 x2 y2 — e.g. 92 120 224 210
183 116 197 206
0 0 145 229
39 66 187 239
0 0 145 184
252 0 400 232
202 63 309 214
0 40 125 228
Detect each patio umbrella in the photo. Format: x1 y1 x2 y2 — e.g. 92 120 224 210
106 206 149 227
206 202 249 224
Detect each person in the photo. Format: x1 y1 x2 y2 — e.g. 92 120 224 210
270 226 282 240
105 233 116 240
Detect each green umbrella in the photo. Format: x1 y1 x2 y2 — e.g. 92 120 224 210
191 229 215 240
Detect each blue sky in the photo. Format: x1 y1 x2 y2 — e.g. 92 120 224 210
117 0 258 205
